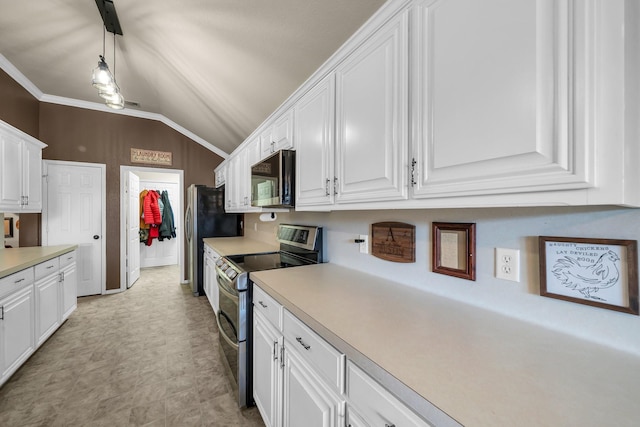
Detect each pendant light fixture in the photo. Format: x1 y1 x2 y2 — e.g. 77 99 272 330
92 0 125 110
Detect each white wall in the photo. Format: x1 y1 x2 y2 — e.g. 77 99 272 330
244 206 640 355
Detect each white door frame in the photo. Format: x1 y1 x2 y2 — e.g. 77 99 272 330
42 160 107 294
120 165 184 292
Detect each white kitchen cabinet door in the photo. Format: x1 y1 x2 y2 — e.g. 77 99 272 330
253 310 282 427
35 272 60 348
410 0 592 199
295 75 336 208
215 162 227 188
225 155 240 211
0 285 35 384
282 344 343 427
21 139 43 211
0 133 23 210
261 109 294 159
60 260 77 322
334 9 409 204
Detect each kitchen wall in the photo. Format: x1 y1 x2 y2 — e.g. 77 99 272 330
245 206 640 356
0 69 225 290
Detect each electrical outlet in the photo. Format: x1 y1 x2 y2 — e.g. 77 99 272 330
495 248 520 282
359 234 369 254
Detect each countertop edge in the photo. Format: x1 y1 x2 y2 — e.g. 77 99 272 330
0 245 78 279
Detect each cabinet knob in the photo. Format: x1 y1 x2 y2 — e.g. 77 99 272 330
93 235 100 240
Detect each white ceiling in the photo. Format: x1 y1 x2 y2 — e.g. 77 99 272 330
0 0 386 155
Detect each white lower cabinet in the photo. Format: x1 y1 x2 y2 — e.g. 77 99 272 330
347 361 433 427
60 251 77 322
0 268 35 386
253 284 344 427
282 346 343 427
253 310 282 427
35 258 61 348
0 249 77 387
203 244 220 313
345 406 368 427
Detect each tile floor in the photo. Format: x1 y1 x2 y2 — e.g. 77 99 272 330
0 265 265 427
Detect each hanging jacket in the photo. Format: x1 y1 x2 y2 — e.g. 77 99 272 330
143 190 162 226
139 189 149 230
158 190 176 240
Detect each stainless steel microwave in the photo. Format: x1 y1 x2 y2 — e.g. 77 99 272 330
251 149 295 208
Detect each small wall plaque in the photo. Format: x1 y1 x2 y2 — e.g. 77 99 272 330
131 148 173 166
432 222 476 281
371 222 416 263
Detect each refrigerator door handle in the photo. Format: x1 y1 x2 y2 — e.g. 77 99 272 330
185 205 192 242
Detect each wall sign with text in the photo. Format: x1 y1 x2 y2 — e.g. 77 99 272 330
131 148 173 166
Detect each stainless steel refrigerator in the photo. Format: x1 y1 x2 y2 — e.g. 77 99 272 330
185 184 243 296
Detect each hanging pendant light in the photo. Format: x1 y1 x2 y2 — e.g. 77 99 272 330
91 15 125 110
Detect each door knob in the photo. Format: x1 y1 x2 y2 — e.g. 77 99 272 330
93 235 100 239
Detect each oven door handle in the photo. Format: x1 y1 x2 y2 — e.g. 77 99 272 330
218 278 239 303
216 310 239 350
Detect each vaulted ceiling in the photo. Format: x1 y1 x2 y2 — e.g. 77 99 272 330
0 0 386 156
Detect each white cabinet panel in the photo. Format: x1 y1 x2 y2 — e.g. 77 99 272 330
253 310 282 427
60 259 77 322
282 345 343 427
261 109 294 158
295 75 336 207
411 0 592 198
335 10 409 203
0 134 22 210
0 285 35 385
35 272 60 347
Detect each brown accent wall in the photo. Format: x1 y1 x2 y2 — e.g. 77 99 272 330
37 103 224 290
0 70 39 138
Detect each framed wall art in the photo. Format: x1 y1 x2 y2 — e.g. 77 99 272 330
539 236 639 315
432 222 476 281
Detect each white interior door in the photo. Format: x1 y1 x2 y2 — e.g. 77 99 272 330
43 161 105 297
127 172 140 288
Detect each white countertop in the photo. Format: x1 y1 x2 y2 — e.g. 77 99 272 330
202 236 278 256
0 245 78 279
251 263 640 427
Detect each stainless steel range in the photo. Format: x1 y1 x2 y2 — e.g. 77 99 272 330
214 224 324 407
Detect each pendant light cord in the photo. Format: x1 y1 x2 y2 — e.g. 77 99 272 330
112 32 116 81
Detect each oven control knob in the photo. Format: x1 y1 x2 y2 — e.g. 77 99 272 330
216 259 224 267
227 270 237 279
220 263 228 271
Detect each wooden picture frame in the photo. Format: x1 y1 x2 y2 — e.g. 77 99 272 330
539 236 639 315
432 222 476 281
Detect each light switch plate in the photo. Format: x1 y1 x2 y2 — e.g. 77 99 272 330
359 234 369 254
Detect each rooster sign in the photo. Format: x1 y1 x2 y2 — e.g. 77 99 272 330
541 238 633 310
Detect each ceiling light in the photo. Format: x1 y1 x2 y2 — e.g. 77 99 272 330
92 1 125 110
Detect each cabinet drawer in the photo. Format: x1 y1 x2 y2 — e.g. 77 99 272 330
0 268 34 299
35 258 59 281
347 361 432 427
283 309 345 394
59 250 76 268
253 284 282 330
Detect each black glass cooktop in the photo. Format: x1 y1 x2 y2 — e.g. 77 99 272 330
227 252 315 272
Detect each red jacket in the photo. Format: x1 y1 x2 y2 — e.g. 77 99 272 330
143 190 162 225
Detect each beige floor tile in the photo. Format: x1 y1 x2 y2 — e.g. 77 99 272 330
0 265 265 427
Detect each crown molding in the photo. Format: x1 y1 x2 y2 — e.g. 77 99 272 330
0 54 229 160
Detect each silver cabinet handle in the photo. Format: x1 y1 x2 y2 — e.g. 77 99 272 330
46 265 54 269
410 157 417 187
259 301 268 308
333 177 338 195
325 178 330 196
273 341 278 361
296 336 311 350
14 278 24 284
385 424 396 427
0 306 3 320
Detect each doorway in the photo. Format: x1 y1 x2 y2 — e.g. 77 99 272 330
120 166 184 292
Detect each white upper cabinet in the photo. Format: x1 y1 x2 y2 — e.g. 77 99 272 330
261 109 295 159
334 9 409 204
295 74 336 208
0 120 46 213
410 0 591 200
